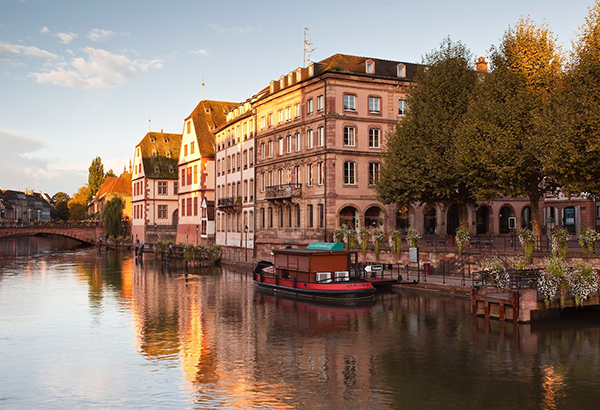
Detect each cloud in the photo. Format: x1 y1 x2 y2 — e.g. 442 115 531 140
0 41 58 61
190 49 208 55
55 32 78 44
0 128 87 195
40 27 50 34
88 28 129 42
31 47 163 89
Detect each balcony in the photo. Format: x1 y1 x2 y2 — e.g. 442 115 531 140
218 196 242 209
265 183 302 201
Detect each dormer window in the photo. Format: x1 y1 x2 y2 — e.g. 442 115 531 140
205 108 211 114
398 64 407 77
152 149 158 157
366 59 375 74
154 167 159 173
308 62 315 77
166 152 171 158
150 136 155 142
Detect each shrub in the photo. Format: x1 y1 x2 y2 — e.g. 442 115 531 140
579 226 600 254
518 227 536 264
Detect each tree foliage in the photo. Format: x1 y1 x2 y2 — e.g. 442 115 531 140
88 157 105 200
378 37 477 229
68 185 90 222
51 191 70 221
458 17 563 236
102 196 124 238
544 0 600 195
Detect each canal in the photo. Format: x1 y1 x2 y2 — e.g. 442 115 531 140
1 236 600 409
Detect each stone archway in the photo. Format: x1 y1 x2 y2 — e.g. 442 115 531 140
365 206 384 229
446 204 459 235
476 206 490 235
499 206 513 234
339 206 358 229
396 206 410 233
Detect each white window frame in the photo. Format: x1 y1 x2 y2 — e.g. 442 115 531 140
317 95 324 112
368 97 381 114
344 161 356 185
307 129 314 149
307 163 313 186
307 98 314 115
317 162 324 185
343 94 356 111
369 162 380 185
398 99 406 116
369 128 380 148
344 126 355 147
317 126 324 147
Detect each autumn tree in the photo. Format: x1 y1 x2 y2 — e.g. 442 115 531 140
102 196 124 238
88 157 105 200
544 0 600 195
458 17 563 237
68 185 90 222
378 37 478 230
51 191 70 221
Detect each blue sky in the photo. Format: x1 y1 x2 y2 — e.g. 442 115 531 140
0 0 594 197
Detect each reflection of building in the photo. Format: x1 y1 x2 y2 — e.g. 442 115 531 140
88 169 133 226
131 131 182 243
0 189 52 224
251 54 417 257
177 100 236 245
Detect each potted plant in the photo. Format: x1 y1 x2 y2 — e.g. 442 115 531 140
359 227 371 256
579 226 600 254
518 227 536 264
373 229 384 260
455 228 470 255
406 227 421 248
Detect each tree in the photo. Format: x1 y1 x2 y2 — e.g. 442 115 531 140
458 17 563 237
88 157 105 200
378 37 478 230
51 191 70 221
68 185 90 222
544 0 600 195
102 196 124 238
105 169 116 178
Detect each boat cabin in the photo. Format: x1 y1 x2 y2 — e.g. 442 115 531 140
271 242 359 283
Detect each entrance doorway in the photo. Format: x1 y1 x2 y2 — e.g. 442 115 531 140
476 206 489 235
446 204 459 235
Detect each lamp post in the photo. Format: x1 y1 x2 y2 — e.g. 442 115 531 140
154 222 157 242
547 216 556 254
195 225 199 245
244 225 249 261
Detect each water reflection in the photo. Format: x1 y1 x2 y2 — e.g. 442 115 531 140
2 237 600 409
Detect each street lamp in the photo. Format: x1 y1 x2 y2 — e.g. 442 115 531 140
547 216 556 253
195 224 199 245
244 225 249 261
154 222 157 242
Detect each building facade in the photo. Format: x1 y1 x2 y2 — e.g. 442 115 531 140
88 170 133 224
131 131 182 243
0 189 52 224
177 100 236 245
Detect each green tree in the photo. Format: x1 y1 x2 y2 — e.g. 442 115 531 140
102 196 124 238
378 37 478 229
51 191 70 221
544 1 600 195
458 17 563 237
68 185 90 222
105 169 116 177
88 157 105 200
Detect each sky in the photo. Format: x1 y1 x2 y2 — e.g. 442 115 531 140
0 0 595 197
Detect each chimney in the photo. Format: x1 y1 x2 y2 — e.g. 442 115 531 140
476 56 488 72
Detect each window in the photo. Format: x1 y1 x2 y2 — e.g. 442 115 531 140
295 132 301 151
308 204 314 228
187 198 192 216
307 163 313 186
158 181 168 195
278 137 284 156
181 199 186 216
286 135 292 153
261 142 265 160
317 126 324 147
243 150 248 169
369 128 380 148
186 121 191 134
260 208 265 229
307 129 314 149
268 140 273 157
287 205 292 228
366 59 375 73
249 148 254 166
368 97 380 113
285 106 292 121
369 163 380 185
268 171 273 187
344 126 355 146
294 103 300 118
293 166 300 183
244 180 248 202
295 204 301 228
398 99 407 115
397 64 406 77
181 169 186 186
278 206 283 228
187 167 192 185
307 98 313 115
217 159 221 176
344 161 356 185
343 94 356 111
194 197 198 216
174 182 178 194
268 207 273 228
184 144 188 156
193 164 198 184
236 152 240 170
278 109 283 124
190 141 195 154
158 205 167 219
261 116 266 130
318 204 324 228
317 162 324 185
268 113 273 127
249 178 254 201
317 95 324 112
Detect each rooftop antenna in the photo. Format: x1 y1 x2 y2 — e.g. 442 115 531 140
303 27 316 67
148 118 151 132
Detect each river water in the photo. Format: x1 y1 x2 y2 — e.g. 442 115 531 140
1 236 600 409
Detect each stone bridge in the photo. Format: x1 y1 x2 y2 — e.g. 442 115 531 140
0 225 104 245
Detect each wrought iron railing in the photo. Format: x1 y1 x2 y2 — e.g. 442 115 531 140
265 183 302 200
217 197 241 208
